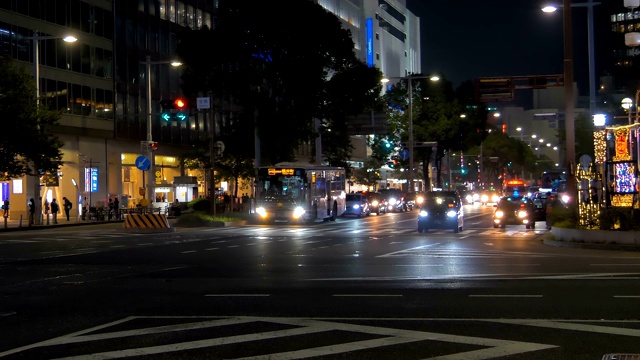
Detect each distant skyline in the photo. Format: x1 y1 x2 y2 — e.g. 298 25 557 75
408 0 617 99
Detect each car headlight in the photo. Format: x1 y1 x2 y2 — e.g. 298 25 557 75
389 198 397 205
353 204 360 209
446 210 457 217
473 194 480 201
481 194 488 202
293 206 305 219
518 210 528 218
256 207 267 218
465 195 473 203
417 196 424 204
495 210 504 218
491 194 500 202
418 210 428 217
371 200 378 206
561 194 570 204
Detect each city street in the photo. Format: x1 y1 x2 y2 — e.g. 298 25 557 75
1 204 639 359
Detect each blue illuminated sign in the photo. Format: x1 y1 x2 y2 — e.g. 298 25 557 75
84 167 98 193
366 18 373 67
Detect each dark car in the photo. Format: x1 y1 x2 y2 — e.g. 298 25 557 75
417 191 464 233
531 191 555 222
365 192 387 215
379 188 407 212
493 196 536 229
403 192 424 211
343 193 371 217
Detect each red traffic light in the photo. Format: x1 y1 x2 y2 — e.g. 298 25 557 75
150 142 158 151
174 98 186 109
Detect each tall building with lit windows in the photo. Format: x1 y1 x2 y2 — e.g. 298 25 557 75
314 0 421 189
316 0 421 79
0 0 217 220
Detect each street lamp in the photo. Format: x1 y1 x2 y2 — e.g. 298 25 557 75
542 0 580 202
542 0 600 119
29 31 77 105
142 55 182 206
27 31 77 223
381 74 440 192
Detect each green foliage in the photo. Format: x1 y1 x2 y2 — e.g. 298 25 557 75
547 203 579 229
599 208 640 231
0 56 64 180
188 198 212 212
176 0 383 166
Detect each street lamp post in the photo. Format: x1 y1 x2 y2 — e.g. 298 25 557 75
141 55 182 207
381 75 440 192
28 31 77 223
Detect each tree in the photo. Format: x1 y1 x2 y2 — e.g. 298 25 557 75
384 76 487 189
0 56 64 181
176 0 382 168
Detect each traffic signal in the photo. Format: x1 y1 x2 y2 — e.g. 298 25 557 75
461 167 467 174
150 141 158 151
174 98 187 121
159 98 188 121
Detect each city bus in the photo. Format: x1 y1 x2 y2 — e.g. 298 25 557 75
254 164 347 223
503 178 527 198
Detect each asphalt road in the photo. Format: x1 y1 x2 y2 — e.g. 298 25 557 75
1 204 639 359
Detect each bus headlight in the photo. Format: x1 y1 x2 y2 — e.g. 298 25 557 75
256 207 268 218
293 206 305 219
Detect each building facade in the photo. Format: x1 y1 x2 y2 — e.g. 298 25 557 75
0 0 218 221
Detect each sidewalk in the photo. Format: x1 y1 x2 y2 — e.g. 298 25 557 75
0 216 124 232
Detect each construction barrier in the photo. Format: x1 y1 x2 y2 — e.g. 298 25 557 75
123 213 175 232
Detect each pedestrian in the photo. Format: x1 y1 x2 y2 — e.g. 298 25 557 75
1 199 8 218
28 198 35 226
113 197 120 220
62 196 72 221
50 198 59 224
43 198 50 214
107 198 114 220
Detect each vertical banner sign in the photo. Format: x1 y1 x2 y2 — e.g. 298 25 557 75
366 18 374 67
84 167 99 193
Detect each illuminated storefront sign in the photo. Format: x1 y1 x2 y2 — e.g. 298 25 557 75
612 194 634 207
84 167 98 193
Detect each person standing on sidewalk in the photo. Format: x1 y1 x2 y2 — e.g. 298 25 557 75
113 197 120 220
1 199 8 218
62 197 72 221
50 198 59 224
28 198 35 226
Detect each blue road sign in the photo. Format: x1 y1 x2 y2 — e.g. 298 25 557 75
135 155 151 171
399 148 410 160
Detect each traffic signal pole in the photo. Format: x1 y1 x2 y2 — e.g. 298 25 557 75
145 55 155 207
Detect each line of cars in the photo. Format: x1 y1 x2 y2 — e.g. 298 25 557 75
342 189 422 218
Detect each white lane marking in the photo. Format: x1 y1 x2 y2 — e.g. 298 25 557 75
205 248 218 251
490 264 541 266
227 245 239 248
489 319 640 337
181 250 196 254
394 264 443 267
204 294 270 297
138 243 154 246
377 243 441 258
590 264 640 266
332 294 402 297
613 295 640 298
469 295 543 298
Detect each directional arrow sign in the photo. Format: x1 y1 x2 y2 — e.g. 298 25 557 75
135 155 151 171
161 112 172 122
175 112 187 121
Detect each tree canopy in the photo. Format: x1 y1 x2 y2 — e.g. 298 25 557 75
0 56 64 180
176 0 383 168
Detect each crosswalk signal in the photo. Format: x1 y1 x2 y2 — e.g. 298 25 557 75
149 141 158 151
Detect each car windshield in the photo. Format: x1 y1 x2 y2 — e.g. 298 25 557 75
345 194 363 202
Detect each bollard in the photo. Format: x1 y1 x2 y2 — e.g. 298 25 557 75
19 214 23 227
46 213 50 225
3 215 7 229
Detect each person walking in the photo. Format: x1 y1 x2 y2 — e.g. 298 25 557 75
28 198 35 226
62 197 72 221
107 198 114 221
113 197 120 220
1 199 8 218
43 197 50 225
50 198 59 224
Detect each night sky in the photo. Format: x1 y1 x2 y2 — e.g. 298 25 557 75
408 0 618 98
